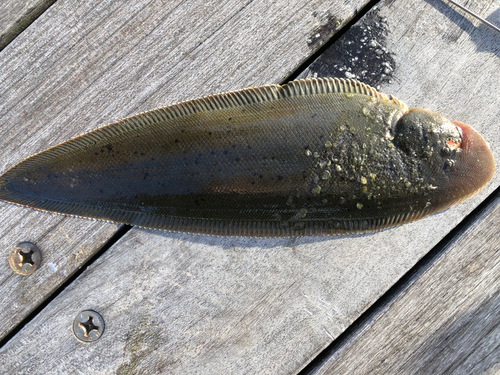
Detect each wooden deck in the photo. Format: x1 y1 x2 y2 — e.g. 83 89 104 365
0 0 498 373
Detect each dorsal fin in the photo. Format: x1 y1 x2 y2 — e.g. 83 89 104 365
118 78 407 131
281 78 402 104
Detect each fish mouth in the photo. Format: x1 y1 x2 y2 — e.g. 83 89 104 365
448 120 495 200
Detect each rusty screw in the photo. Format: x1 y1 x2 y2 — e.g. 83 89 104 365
73 310 105 342
9 242 42 275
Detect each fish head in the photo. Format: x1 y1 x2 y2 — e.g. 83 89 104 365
393 108 495 204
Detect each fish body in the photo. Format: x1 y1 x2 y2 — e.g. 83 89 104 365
0 78 494 236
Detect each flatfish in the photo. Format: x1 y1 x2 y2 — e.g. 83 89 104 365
0 78 494 236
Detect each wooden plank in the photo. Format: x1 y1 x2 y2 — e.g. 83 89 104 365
1 0 498 374
0 0 56 51
309 193 500 375
0 209 120 341
0 0 367 347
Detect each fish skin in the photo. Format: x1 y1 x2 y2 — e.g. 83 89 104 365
0 78 495 236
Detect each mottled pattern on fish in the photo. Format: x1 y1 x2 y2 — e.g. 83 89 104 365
0 78 494 236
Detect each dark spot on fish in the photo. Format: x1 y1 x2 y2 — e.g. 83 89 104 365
174 139 180 143
235 157 240 162
444 159 455 171
101 144 113 153
278 175 283 181
224 150 229 155
441 147 451 156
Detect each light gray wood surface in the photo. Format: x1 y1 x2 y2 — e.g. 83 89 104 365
311 193 500 375
0 0 56 51
0 0 499 374
0 0 367 347
0 208 120 340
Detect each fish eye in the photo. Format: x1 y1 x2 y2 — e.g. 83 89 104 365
446 138 461 151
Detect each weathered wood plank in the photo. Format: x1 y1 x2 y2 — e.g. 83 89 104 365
310 192 500 375
0 208 120 340
1 0 498 373
0 0 367 344
0 0 56 51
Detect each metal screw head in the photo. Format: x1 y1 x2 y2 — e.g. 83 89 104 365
8 242 42 275
73 310 105 342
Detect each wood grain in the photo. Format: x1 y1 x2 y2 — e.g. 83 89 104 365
0 0 56 51
0 0 367 346
0 207 120 340
310 192 500 375
0 0 499 373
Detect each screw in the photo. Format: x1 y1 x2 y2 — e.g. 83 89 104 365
73 310 105 342
8 242 42 275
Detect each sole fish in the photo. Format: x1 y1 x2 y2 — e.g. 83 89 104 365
0 78 495 236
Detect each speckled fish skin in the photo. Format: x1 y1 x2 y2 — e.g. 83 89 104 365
0 78 495 236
